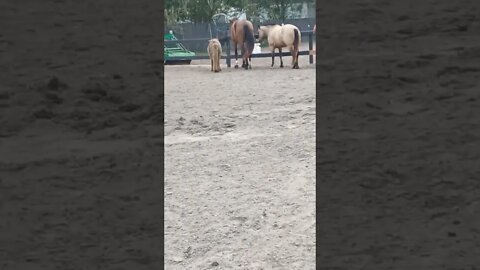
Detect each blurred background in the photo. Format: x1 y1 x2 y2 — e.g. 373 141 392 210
164 0 315 52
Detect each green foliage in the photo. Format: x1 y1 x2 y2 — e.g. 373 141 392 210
165 0 314 24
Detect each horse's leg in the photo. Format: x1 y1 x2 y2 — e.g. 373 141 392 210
271 47 275 67
234 43 239 68
289 46 299 69
214 51 219 72
293 47 299 69
290 46 295 67
241 46 246 68
211 58 214 71
279 47 284 68
242 43 251 70
243 52 248 70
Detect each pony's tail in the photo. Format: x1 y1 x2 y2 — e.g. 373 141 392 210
244 24 255 55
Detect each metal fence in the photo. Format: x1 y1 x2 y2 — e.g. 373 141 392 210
165 18 315 52
164 30 315 67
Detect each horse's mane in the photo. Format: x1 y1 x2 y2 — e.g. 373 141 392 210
263 23 281 27
259 24 281 30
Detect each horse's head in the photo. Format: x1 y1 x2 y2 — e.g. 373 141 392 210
257 25 268 42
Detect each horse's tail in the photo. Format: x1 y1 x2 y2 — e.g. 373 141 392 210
243 24 255 55
293 28 300 52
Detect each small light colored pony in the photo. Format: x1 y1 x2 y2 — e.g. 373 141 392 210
230 18 255 69
257 24 301 69
207 38 222 72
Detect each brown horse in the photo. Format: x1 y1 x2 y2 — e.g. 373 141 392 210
230 18 255 69
257 24 301 69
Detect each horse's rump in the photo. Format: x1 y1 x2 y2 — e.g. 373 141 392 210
207 39 222 56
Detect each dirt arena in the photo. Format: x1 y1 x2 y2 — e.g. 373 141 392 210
164 56 316 268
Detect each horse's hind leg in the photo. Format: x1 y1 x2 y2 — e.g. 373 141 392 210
290 46 299 69
279 48 284 68
271 48 275 67
293 49 300 69
241 47 246 68
234 43 239 68
289 46 295 67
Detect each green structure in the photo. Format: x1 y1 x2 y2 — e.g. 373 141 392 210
164 32 196 65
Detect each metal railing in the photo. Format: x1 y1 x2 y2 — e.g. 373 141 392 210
164 30 315 67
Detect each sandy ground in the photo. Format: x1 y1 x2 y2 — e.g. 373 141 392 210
317 0 480 268
164 56 316 269
1 1 163 269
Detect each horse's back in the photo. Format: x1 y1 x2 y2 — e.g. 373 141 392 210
281 24 301 44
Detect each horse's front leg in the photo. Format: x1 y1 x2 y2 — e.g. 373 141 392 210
279 47 284 68
234 43 239 68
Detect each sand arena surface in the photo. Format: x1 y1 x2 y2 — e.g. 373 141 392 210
164 56 316 268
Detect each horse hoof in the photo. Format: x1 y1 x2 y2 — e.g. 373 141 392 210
280 65 284 68
234 65 239 69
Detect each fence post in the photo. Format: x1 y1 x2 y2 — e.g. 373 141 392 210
226 38 231 67
309 31 313 64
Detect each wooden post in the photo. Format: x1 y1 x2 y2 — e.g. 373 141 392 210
309 31 313 64
226 37 231 68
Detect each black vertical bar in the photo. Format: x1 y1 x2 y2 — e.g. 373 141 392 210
309 31 313 64
226 38 231 67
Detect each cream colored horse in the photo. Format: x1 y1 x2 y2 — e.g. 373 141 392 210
207 38 222 72
257 24 301 69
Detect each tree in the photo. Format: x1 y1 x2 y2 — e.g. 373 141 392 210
165 0 314 24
